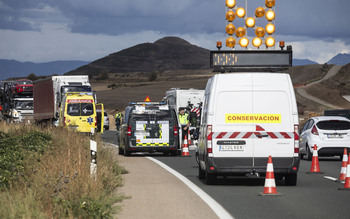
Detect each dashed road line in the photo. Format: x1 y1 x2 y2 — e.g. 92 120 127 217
146 156 234 219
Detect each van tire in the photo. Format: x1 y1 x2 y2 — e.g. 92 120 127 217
124 150 131 156
306 145 312 161
285 173 297 186
205 171 217 185
198 165 205 179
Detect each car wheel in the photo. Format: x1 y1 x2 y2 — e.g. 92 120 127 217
118 146 124 155
306 145 312 161
198 165 205 179
285 173 297 186
105 126 109 130
205 171 217 185
195 151 199 165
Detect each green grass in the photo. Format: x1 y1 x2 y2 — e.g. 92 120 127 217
0 122 126 218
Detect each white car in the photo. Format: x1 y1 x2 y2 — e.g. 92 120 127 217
300 116 350 161
96 109 109 130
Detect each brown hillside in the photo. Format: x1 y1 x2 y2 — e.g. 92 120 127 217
68 37 210 76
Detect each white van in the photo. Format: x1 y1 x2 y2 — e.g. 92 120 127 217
198 73 300 185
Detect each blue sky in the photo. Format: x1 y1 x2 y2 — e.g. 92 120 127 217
0 0 349 63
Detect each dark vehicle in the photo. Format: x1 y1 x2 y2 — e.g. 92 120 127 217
324 109 350 120
12 79 33 96
119 102 179 156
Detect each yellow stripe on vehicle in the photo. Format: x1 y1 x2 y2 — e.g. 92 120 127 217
225 114 282 123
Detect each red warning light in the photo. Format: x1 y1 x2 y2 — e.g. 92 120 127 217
144 96 151 102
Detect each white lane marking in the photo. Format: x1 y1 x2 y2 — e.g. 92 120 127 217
146 156 234 219
324 176 343 183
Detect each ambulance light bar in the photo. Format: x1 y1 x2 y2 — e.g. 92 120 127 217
210 50 292 71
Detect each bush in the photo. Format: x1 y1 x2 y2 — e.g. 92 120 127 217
0 124 126 218
148 72 157 81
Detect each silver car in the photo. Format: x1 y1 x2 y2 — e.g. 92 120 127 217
300 116 350 161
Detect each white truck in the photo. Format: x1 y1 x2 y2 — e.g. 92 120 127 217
10 97 33 123
198 73 300 185
164 88 205 145
34 75 92 125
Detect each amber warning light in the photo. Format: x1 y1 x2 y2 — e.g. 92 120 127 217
144 96 151 102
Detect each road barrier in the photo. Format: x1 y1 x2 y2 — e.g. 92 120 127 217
339 148 348 181
181 135 189 156
260 156 281 196
309 144 323 174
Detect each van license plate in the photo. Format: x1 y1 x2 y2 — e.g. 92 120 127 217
219 145 244 151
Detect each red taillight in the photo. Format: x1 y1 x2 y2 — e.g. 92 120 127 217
95 117 97 127
311 125 319 135
173 126 178 136
127 126 132 136
63 116 66 125
294 124 299 154
207 125 213 154
106 117 109 121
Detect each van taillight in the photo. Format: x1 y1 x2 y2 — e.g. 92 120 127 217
174 126 178 136
207 125 213 154
294 125 299 154
127 126 132 136
63 116 66 125
311 125 319 135
95 117 97 127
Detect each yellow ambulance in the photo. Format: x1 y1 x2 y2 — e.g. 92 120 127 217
60 92 103 133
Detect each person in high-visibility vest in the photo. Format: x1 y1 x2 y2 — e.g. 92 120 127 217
115 109 123 131
178 107 190 140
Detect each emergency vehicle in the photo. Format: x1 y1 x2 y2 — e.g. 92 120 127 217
119 102 179 156
60 92 103 133
198 73 299 185
164 88 204 143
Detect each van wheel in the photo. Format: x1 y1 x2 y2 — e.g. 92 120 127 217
198 165 205 179
306 145 312 161
205 172 217 185
285 173 297 186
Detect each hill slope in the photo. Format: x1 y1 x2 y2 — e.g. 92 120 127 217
68 37 210 75
327 53 350 65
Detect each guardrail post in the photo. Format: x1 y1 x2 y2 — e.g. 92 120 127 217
90 128 97 180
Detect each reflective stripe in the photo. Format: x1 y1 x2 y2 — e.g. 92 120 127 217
178 113 189 125
136 143 170 146
213 132 294 139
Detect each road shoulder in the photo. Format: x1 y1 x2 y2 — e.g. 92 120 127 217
116 154 219 219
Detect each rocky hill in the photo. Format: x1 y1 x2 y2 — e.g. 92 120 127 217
68 37 210 75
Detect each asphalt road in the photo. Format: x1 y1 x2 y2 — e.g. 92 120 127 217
102 130 350 219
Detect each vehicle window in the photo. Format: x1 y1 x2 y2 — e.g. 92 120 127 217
316 120 350 130
302 121 310 132
307 120 315 129
81 103 94 116
15 101 33 110
17 80 33 85
67 103 80 116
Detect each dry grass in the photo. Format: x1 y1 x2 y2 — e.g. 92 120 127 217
0 122 126 218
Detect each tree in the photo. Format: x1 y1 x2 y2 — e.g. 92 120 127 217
27 73 39 81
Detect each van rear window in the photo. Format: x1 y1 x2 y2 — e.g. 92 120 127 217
67 103 94 116
316 120 350 130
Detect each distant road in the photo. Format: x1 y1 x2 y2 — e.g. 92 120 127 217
296 65 343 109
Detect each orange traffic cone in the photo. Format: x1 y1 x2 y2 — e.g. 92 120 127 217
339 148 348 181
181 135 190 156
309 144 322 173
188 129 192 146
339 153 350 190
260 156 281 196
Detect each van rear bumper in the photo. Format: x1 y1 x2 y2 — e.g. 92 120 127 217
205 157 300 176
126 145 178 153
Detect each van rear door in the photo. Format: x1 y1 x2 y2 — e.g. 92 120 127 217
212 74 254 167
252 74 295 167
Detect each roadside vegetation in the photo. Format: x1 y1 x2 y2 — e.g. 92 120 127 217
0 122 126 218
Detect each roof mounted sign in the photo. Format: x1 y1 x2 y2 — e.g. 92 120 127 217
210 50 292 72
